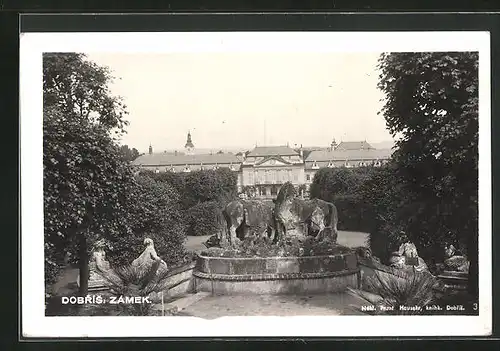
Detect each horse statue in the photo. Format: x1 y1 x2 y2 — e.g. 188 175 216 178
273 182 339 244
222 198 277 246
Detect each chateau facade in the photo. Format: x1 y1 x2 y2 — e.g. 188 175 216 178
132 133 393 198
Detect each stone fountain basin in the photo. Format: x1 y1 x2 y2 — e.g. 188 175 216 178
193 253 360 295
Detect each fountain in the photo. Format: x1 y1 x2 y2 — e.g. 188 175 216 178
193 182 361 295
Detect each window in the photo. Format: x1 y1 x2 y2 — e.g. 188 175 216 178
327 161 335 168
312 161 319 169
265 170 271 183
155 168 160 174
183 165 191 173
248 171 254 184
271 170 277 183
261 187 267 196
306 174 311 181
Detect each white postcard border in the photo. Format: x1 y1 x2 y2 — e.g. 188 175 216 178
20 31 492 337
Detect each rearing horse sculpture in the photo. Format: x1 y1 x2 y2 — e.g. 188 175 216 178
273 182 339 244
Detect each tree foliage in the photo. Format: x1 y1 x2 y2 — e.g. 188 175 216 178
105 176 187 268
43 53 128 133
43 54 188 294
43 106 137 285
186 201 223 237
120 145 141 162
377 52 479 295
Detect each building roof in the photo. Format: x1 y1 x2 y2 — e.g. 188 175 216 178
132 152 241 166
305 148 393 162
336 141 374 150
247 145 300 157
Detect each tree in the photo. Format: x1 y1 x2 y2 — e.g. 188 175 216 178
44 53 131 296
44 106 137 295
377 52 479 296
183 169 238 208
120 145 140 162
43 53 128 134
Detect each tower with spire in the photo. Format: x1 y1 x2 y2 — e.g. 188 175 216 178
149 144 153 155
185 130 195 155
330 138 337 151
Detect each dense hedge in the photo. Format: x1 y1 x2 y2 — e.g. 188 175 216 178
186 201 224 237
310 166 411 264
310 167 376 233
105 175 187 268
145 168 238 236
309 164 468 268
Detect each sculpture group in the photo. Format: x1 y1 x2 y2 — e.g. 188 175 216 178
212 181 339 249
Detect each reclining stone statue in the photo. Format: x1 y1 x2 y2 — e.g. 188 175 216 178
442 243 469 273
389 235 428 272
131 238 169 274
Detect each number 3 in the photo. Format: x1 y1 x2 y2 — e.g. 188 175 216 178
473 303 478 310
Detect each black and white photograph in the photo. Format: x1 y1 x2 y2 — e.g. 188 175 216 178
20 30 491 337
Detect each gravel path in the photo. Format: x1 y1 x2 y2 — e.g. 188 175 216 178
180 293 367 319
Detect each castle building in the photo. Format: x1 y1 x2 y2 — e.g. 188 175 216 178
132 132 243 188
133 133 393 198
304 140 392 191
240 145 305 199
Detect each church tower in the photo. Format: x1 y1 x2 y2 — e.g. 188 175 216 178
185 131 195 155
330 138 337 151
149 144 153 155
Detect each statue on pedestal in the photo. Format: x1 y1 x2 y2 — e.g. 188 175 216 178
131 238 169 274
389 233 428 272
443 243 469 273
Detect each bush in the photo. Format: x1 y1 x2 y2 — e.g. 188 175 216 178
186 201 224 237
105 175 187 268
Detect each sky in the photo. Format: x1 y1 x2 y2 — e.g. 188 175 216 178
87 52 394 153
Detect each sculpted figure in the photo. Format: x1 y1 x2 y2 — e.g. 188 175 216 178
273 182 338 244
389 234 428 272
443 243 470 273
223 199 276 246
131 238 168 273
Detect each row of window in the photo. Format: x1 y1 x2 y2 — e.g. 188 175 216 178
247 169 300 184
153 164 236 173
250 185 304 197
310 160 384 169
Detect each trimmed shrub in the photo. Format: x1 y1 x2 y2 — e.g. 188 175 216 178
186 201 224 237
105 175 187 268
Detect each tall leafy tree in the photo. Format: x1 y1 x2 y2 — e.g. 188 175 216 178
377 52 479 296
44 106 136 295
43 53 131 295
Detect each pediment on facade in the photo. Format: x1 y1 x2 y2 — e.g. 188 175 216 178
255 156 291 167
